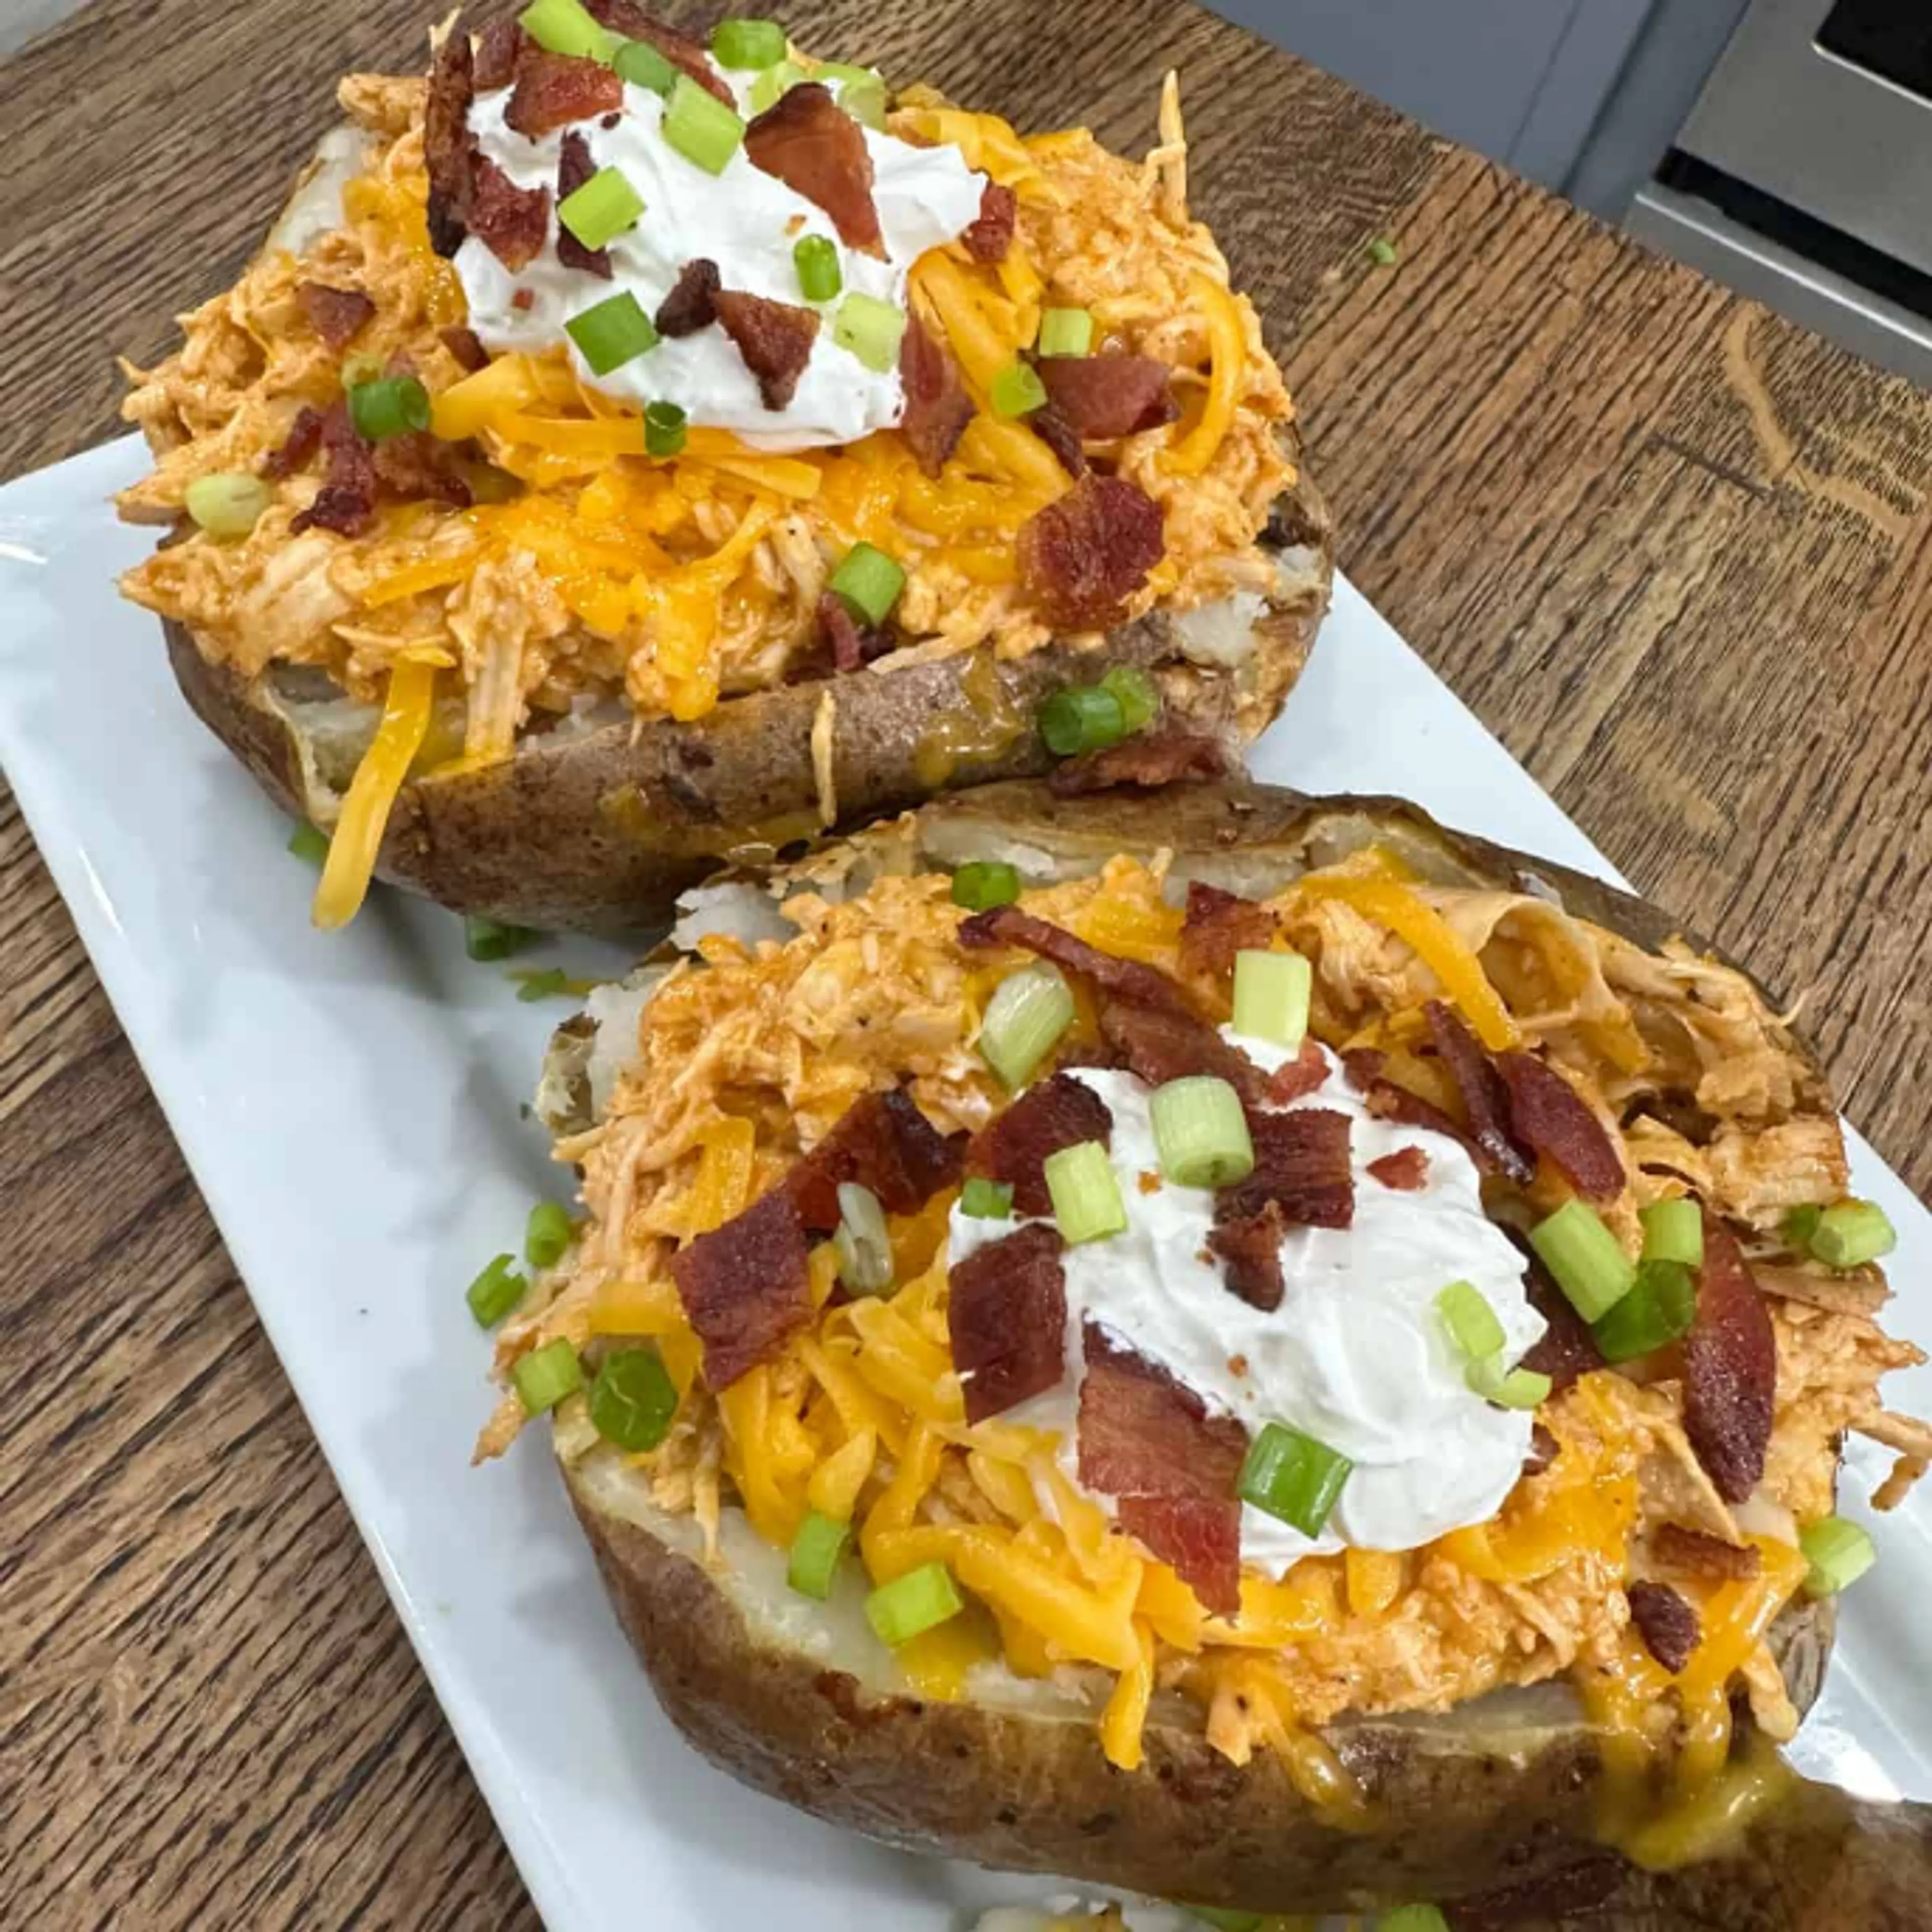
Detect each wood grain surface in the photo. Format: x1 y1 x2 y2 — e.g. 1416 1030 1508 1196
5 0 1931 1926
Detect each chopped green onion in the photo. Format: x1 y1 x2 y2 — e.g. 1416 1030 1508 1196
710 16 786 67
865 1561 964 1646
978 963 1075 1087
185 471 273 539
1366 236 1400 267
1379 1909 1448 1932
1151 1077 1255 1189
1231 948 1312 1050
662 74 746 175
1800 1514 1877 1597
1038 685 1127 757
1237 1421 1353 1538
828 540 906 624
793 233 843 302
831 291 906 372
749 57 804 112
347 375 431 441
833 1181 894 1296
812 60 878 85
1187 1912 1261 1932
1466 1356 1552 1410
960 1177 1014 1221
1639 1197 1704 1268
1528 1199 1636 1322
991 359 1049 418
1782 1204 1823 1249
463 914 536 961
588 1347 679 1450
838 74 888 129
1099 665 1158 733
558 165 645 250
1591 1258 1696 1364
520 0 614 61
1037 306 1094 358
1044 1140 1128 1244
1809 1200 1897 1270
643 399 687 457
465 1253 528 1328
612 36 677 93
787 1509 851 1599
950 861 1021 911
287 821 330 867
513 1336 583 1414
514 967 573 1002
564 291 660 375
525 1201 575 1269
1436 1280 1506 1362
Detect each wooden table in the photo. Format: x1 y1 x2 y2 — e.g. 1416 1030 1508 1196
6 1 1930 1923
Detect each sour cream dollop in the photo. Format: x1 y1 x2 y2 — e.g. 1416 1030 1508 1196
456 72 986 450
948 1039 1547 1574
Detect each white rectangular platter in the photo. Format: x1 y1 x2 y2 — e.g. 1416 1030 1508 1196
3 435 1928 1930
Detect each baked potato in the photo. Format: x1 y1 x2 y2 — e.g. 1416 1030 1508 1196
117 11 1332 934
482 777 1928 1916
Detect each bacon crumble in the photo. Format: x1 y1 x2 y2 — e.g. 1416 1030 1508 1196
1266 1041 1330 1104
555 130 613 278
424 27 477 258
439 324 490 372
714 288 821 410
1626 1579 1701 1674
1049 732 1228 797
295 281 376 350
1651 1522 1762 1581
957 905 1197 1018
1099 1002 1269 1107
1494 1051 1625 1199
785 1088 963 1235
654 257 721 337
1035 355 1179 440
1208 1202 1288 1312
1017 473 1165 632
1221 1107 1355 1230
467 157 552 273
669 1187 813 1391
584 0 735 105
1682 1217 1777 1503
1367 1147 1429 1191
1179 881 1278 982
1027 403 1088 478
961 180 1017 262
473 16 525 91
744 82 884 255
1424 1001 1535 1184
261 405 326 481
948 1224 1068 1424
963 1073 1112 1218
505 46 624 139
818 590 892 671
898 315 975 477
288 402 377 537
371 431 473 510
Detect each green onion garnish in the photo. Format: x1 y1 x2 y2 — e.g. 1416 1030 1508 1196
1038 684 1128 756
1782 1204 1823 1249
960 1177 1014 1220
465 1253 528 1328
1186 1912 1262 1932
1436 1280 1505 1362
287 821 330 867
559 165 645 251
1809 1200 1897 1270
525 1200 575 1268
1037 307 1094 358
1591 1258 1696 1364
565 291 661 376
837 74 888 129
749 57 804 112
828 541 905 624
512 1336 584 1414
833 1182 894 1296
991 359 1049 418
347 375 431 442
514 967 573 1002
812 60 877 85
463 914 537 962
1098 664 1158 733
662 75 746 175
185 472 273 539
1043 1141 1126 1245
1638 1197 1704 1268
1366 236 1400 267
1800 1514 1877 1597
710 16 786 68
1465 1356 1553 1410
793 234 842 303
1378 1909 1448 1932
831 292 906 372
950 861 1021 911
787 1509 851 1599
978 963 1075 1087
1528 1199 1635 1322
643 400 687 457
1237 1422 1353 1538
520 0 614 61
612 37 677 93
588 1346 679 1451
1231 948 1312 1050
1150 1077 1255 1189
865 1561 964 1646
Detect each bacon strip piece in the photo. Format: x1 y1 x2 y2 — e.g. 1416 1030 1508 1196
948 1223 1067 1424
583 0 734 105
1367 1147 1429 1191
655 257 720 337
474 18 524 90
1221 1108 1354 1230
1027 404 1087 479
1267 1041 1330 1103
958 904 1196 1018
1049 732 1228 797
1494 1051 1625 1199
961 181 1016 262
1651 1522 1761 1581
296 281 375 350
424 27 476 258
745 83 883 255
1078 1324 1247 1615
289 402 377 537
786 1088 963 1236
1017 473 1165 632
1627 1579 1700 1674
261 404 326 480
1208 1202 1287 1312
898 315 975 478
1035 355 1178 440
1513 1233 1604 1394
670 1187 811 1390
439 324 490 372
817 590 890 671
963 1073 1111 1218
1099 1002 1268 1108
714 288 820 410
506 46 624 138
555 130 613 278
468 156 551 272
1424 1001 1534 1184
1683 1217 1776 1504
1179 882 1277 982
